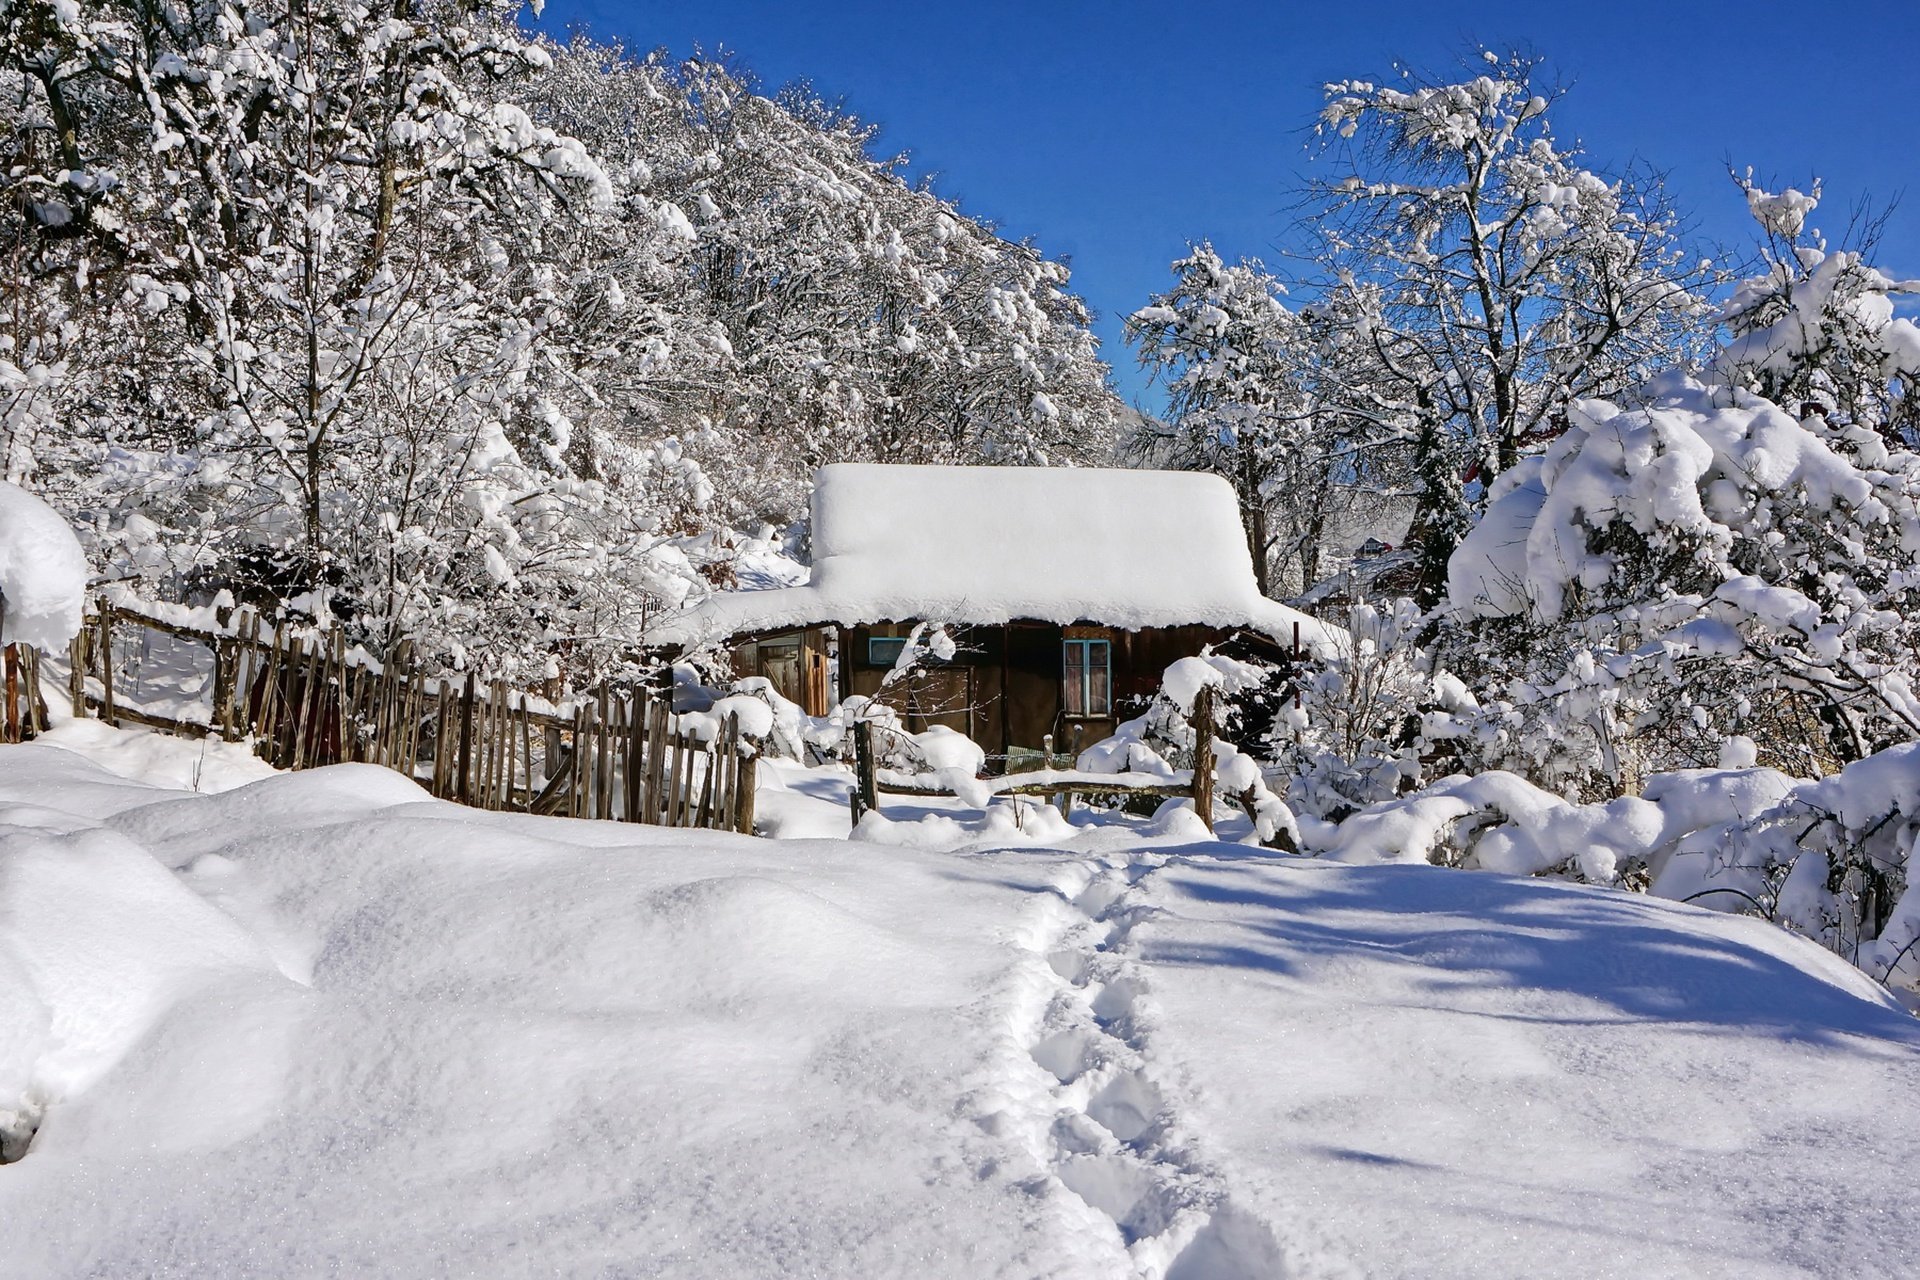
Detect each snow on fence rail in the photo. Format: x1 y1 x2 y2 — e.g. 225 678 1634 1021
847 685 1241 835
0 599 758 834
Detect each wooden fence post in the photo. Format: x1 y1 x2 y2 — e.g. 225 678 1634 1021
717 713 739 831
288 636 320 770
693 735 717 828
2 642 17 745
68 632 84 717
623 693 644 823
330 629 349 766
644 697 668 823
851 719 878 828
22 645 44 739
734 745 758 837
457 672 477 804
213 636 238 741
571 701 590 818
247 612 264 741
96 597 115 726
668 728 690 826
1191 683 1215 833
595 681 613 820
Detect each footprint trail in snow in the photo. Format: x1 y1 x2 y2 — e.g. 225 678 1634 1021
998 854 1295 1279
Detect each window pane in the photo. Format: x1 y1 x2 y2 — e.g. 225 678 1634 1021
1088 641 1111 715
868 637 908 667
1063 640 1086 717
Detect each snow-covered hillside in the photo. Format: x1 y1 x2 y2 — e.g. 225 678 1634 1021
3 731 1916 1278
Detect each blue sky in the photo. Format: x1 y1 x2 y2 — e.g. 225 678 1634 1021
533 0 1920 407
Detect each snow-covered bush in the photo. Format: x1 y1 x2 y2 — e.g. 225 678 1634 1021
1080 653 1271 777
0 481 88 651
1270 598 1467 819
1652 746 1920 993
1299 770 1664 885
1440 369 1920 790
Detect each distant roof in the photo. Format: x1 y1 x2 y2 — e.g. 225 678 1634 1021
1295 544 1422 612
650 463 1340 655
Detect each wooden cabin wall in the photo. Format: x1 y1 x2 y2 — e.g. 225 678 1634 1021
839 621 1234 762
726 628 834 716
802 628 833 714
1112 625 1234 706
844 622 987 740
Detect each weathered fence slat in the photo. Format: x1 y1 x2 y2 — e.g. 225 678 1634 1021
96 597 115 727
734 746 757 837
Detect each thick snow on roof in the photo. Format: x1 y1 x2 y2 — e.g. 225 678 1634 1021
654 464 1338 654
0 480 88 651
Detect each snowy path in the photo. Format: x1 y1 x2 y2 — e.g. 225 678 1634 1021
5 737 1920 1277
998 853 1293 1277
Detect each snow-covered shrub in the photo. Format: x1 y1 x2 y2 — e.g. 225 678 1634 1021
1651 746 1920 993
1272 598 1461 819
816 692 988 803
799 622 987 781
1299 770 1664 884
1079 653 1271 778
1441 370 1920 790
720 677 812 761
0 481 88 651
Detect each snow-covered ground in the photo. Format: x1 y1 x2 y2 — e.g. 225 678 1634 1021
3 728 1917 1278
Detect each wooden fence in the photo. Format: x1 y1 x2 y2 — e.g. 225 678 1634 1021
1 599 756 835
1 639 48 745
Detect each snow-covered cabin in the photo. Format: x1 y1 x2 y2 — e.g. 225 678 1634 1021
651 464 1338 756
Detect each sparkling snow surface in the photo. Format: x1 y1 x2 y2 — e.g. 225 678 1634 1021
652 464 1340 655
2 731 1917 1278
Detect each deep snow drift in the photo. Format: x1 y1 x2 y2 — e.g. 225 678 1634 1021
0 479 88 651
2 730 1917 1278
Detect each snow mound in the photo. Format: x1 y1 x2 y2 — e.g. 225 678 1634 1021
0 824 277 1157
0 480 88 650
29 718 280 794
5 722 1920 1275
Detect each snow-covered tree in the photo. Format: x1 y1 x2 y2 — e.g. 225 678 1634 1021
1304 52 1712 598
1127 246 1317 592
1713 174 1920 440
0 0 657 667
1441 367 1920 792
616 58 1120 526
0 14 1125 681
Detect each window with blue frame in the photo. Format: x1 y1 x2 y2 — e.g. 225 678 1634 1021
867 636 908 666
1063 638 1112 717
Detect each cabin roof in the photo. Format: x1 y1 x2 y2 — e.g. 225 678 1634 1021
650 463 1341 655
